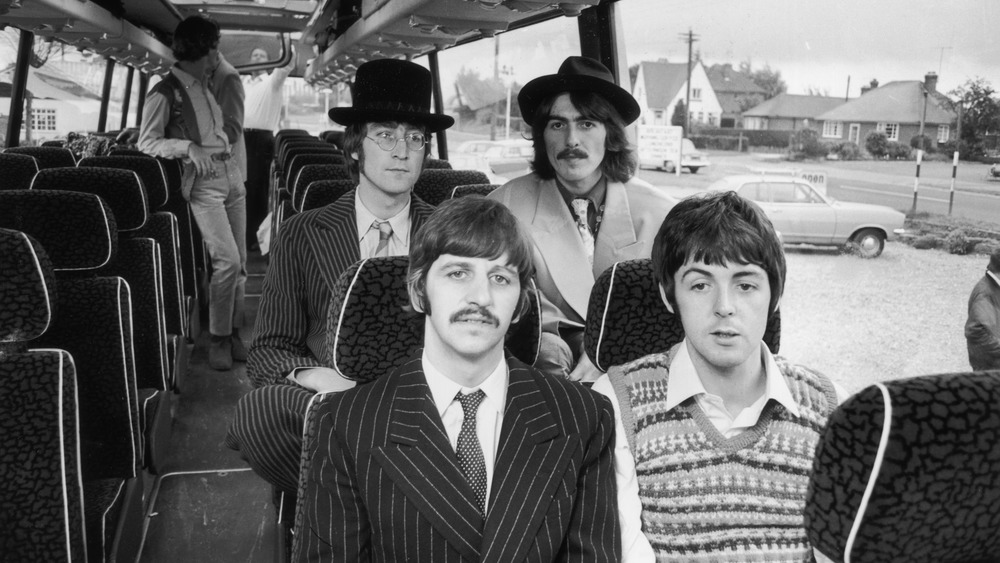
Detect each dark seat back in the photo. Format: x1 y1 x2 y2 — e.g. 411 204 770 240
424 158 452 170
4 146 76 169
300 179 355 212
79 154 170 210
323 256 540 382
805 371 1000 563
287 154 347 200
0 152 39 190
583 258 781 371
414 169 491 206
292 163 352 211
451 183 500 199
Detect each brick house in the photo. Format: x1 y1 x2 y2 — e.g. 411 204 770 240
706 63 766 128
815 73 957 149
742 93 847 131
632 59 722 128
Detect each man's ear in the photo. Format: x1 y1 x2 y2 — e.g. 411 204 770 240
658 283 675 314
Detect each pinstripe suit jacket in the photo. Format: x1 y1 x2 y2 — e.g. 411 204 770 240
293 353 621 562
247 191 435 387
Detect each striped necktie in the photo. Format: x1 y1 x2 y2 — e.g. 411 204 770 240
372 220 393 257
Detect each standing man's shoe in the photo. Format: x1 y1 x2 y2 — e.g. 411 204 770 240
209 336 233 371
231 328 248 362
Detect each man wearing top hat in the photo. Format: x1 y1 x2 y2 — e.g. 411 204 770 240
489 56 675 382
227 59 453 494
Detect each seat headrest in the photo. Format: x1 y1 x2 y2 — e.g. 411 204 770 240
451 184 500 200
0 228 56 344
0 190 117 271
584 259 781 371
3 146 76 169
414 169 491 206
805 371 1000 562
324 256 540 382
79 155 169 210
32 167 148 231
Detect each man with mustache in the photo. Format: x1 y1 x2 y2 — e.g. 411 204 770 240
294 197 620 561
489 56 674 382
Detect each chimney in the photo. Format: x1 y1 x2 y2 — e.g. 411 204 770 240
860 78 879 96
924 72 938 93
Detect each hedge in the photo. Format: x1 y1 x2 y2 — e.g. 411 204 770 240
688 128 793 150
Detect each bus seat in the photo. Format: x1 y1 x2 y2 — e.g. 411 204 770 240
4 145 76 169
424 157 452 170
33 167 150 232
300 179 355 212
281 147 343 190
79 154 171 210
158 156 204 327
0 152 39 190
805 371 1000 562
0 228 87 563
0 189 145 563
582 259 781 372
323 255 541 383
320 129 344 148
414 169 491 206
109 148 149 157
451 183 500 199
292 163 351 212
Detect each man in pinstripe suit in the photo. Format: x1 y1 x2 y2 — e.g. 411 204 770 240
294 197 620 562
227 59 454 493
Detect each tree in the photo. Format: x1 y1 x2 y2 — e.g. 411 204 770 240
739 59 787 100
949 77 1000 158
671 100 686 128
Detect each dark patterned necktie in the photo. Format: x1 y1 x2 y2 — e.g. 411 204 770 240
571 198 594 267
455 390 487 514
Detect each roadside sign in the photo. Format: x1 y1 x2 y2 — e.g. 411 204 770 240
637 125 683 176
797 170 827 194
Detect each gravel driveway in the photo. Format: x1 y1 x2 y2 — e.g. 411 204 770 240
779 241 987 394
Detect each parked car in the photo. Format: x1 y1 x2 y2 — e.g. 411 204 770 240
639 138 710 173
449 139 533 183
707 175 906 258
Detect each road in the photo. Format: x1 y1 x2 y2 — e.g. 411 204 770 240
638 151 1000 225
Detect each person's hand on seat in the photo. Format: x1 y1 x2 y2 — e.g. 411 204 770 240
568 353 604 383
293 367 357 393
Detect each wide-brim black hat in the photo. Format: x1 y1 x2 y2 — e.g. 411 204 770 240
329 59 454 132
518 56 640 125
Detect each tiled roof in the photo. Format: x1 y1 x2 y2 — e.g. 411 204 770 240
743 93 847 118
816 81 956 124
454 72 506 111
707 64 765 94
636 61 690 109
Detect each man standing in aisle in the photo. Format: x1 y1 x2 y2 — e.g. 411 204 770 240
965 249 1000 370
489 56 674 382
139 15 247 371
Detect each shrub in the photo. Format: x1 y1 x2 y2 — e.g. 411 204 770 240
909 134 935 154
943 228 971 254
865 131 889 158
693 128 792 149
972 240 1000 255
911 234 940 249
835 141 863 161
888 141 912 160
790 128 827 159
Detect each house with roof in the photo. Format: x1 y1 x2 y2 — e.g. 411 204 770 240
706 63 766 128
742 93 847 131
632 59 722 129
816 73 956 149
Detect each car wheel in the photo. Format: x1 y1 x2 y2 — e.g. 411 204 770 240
848 228 885 258
663 160 676 173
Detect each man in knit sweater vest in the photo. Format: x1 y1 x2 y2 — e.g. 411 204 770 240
592 191 846 562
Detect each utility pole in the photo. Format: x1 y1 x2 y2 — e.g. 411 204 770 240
679 28 698 137
490 35 499 141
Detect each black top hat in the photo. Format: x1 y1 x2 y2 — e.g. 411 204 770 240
328 59 454 132
518 56 640 126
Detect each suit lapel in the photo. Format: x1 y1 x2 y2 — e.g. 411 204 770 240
370 357 484 562
527 179 594 320
593 180 639 275
306 191 361 292
481 359 578 563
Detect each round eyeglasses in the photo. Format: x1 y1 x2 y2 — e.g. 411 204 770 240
366 132 427 152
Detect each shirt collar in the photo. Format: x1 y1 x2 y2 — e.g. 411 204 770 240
422 350 508 419
354 190 411 245
555 175 606 212
665 339 800 417
987 270 1000 287
170 65 202 88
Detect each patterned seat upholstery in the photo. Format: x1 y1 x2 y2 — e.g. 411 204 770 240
805 371 1000 562
283 150 344 190
0 152 39 190
300 179 355 212
0 228 87 562
33 167 149 231
424 158 452 170
583 259 781 371
292 163 352 211
79 154 170 210
451 183 500 199
4 145 76 169
0 190 144 562
109 148 149 157
323 256 541 382
158 156 203 319
414 169 491 206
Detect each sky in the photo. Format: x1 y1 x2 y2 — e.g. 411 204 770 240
437 0 1000 100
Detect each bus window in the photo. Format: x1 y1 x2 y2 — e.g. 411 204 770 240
0 27 22 148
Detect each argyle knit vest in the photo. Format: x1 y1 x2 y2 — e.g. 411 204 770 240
608 347 837 562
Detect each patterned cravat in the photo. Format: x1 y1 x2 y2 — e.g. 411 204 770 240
372 220 393 257
571 198 595 266
455 390 487 515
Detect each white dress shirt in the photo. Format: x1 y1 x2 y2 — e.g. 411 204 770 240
592 340 848 563
243 62 292 131
354 191 412 259
422 351 507 513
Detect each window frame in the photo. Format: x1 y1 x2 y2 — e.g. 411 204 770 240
822 120 843 138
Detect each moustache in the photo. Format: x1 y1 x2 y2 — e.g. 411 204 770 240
557 148 589 160
450 305 499 327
